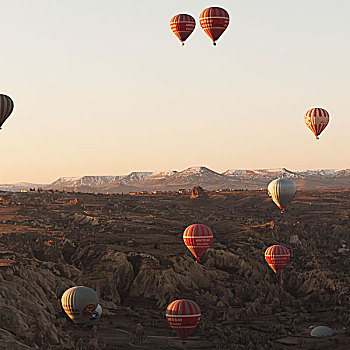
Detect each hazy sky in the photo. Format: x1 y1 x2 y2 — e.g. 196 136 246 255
1 0 349 183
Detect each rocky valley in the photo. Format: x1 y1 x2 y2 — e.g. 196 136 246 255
0 189 350 349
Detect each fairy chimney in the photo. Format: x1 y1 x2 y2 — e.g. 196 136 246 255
190 186 208 199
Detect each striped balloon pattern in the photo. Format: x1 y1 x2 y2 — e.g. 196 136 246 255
305 107 329 139
199 7 229 45
61 286 98 324
0 94 14 129
166 299 201 343
170 14 196 45
265 245 290 274
183 224 213 261
268 178 296 212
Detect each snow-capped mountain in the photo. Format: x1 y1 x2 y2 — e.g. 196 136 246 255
0 182 46 192
2 167 350 193
147 171 178 179
222 170 247 176
170 166 225 182
47 176 123 189
119 172 153 185
223 168 301 179
136 166 230 190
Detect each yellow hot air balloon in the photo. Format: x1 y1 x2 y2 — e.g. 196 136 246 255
61 286 98 324
268 178 296 212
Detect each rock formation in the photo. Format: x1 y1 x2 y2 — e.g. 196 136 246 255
190 185 208 199
0 189 350 348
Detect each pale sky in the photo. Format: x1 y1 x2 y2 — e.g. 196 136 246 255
1 0 349 183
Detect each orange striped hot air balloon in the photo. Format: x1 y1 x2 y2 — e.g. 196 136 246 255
166 299 201 343
199 7 229 45
305 107 329 140
170 14 196 46
265 245 290 274
0 94 14 129
183 224 213 261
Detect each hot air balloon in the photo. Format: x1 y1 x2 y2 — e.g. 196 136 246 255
88 304 102 323
61 286 98 324
0 94 14 129
170 14 196 46
305 107 329 140
265 245 290 274
199 7 229 45
183 224 213 261
268 178 296 212
310 326 334 337
166 299 201 343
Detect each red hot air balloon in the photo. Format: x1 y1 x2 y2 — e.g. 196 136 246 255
265 245 290 274
304 107 329 140
199 7 229 45
0 94 14 129
166 299 201 343
183 224 213 261
170 14 196 46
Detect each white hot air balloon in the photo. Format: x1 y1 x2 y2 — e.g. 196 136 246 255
61 286 99 324
268 178 296 212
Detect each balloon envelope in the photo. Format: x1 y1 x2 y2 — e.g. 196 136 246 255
268 178 296 212
61 286 98 324
0 94 14 129
183 224 213 261
88 304 102 323
170 14 196 45
310 326 334 337
166 299 201 343
305 107 329 139
199 7 229 45
265 245 290 273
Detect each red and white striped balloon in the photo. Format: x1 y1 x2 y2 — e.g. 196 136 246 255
304 107 329 140
199 7 229 45
166 299 201 343
183 224 213 261
265 245 290 274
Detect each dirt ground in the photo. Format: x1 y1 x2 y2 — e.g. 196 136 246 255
0 189 350 349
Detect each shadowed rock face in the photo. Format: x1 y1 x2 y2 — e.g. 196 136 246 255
0 189 350 349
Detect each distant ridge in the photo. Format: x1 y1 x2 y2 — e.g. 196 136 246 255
1 166 350 193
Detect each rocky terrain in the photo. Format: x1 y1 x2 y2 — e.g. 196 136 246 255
0 189 350 349
2 167 350 193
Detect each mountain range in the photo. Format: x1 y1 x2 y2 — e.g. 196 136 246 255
1 167 350 193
